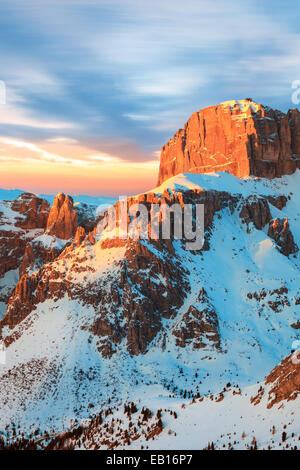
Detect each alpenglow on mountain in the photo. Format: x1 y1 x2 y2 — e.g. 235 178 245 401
158 99 300 184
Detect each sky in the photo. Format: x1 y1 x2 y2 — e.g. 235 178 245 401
0 0 299 196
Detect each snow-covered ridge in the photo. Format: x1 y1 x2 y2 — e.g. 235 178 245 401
151 169 300 198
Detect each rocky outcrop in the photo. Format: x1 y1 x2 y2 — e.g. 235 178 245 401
123 240 189 355
268 218 298 256
73 226 86 247
246 285 291 314
158 99 300 185
265 354 300 408
46 193 78 240
0 192 78 280
1 233 190 355
239 198 298 255
18 242 62 277
19 244 35 277
172 288 220 350
0 194 50 279
0 230 27 278
11 193 50 229
266 195 288 211
75 203 98 233
0 192 99 317
239 197 272 230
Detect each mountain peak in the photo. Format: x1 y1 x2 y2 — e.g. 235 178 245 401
157 100 300 185
46 192 78 240
220 98 261 113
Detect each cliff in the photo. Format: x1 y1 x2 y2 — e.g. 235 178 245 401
158 99 300 185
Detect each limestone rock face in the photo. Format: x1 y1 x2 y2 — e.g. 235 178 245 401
261 354 300 408
239 197 272 230
73 226 86 247
250 353 300 409
11 193 50 229
0 191 99 324
0 194 50 279
268 217 298 256
46 193 78 240
158 99 300 185
172 288 220 350
19 244 35 278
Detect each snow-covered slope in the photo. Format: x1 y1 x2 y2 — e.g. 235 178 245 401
2 355 299 450
0 172 299 448
152 169 300 199
53 355 300 450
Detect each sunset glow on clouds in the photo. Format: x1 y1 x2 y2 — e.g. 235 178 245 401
0 137 159 196
0 0 299 196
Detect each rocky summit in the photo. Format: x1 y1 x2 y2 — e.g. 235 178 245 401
158 99 300 185
46 193 78 240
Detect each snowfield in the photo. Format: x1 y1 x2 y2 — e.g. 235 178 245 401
120 382 300 450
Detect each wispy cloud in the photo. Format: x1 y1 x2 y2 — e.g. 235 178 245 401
0 104 76 129
0 137 159 169
0 138 87 165
46 137 79 144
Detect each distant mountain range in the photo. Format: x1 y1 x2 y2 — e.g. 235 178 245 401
0 188 116 207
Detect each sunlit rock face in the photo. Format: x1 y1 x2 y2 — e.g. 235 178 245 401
46 193 78 240
0 192 97 316
158 99 300 185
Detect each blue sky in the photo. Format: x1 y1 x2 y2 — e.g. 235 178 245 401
0 0 299 195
